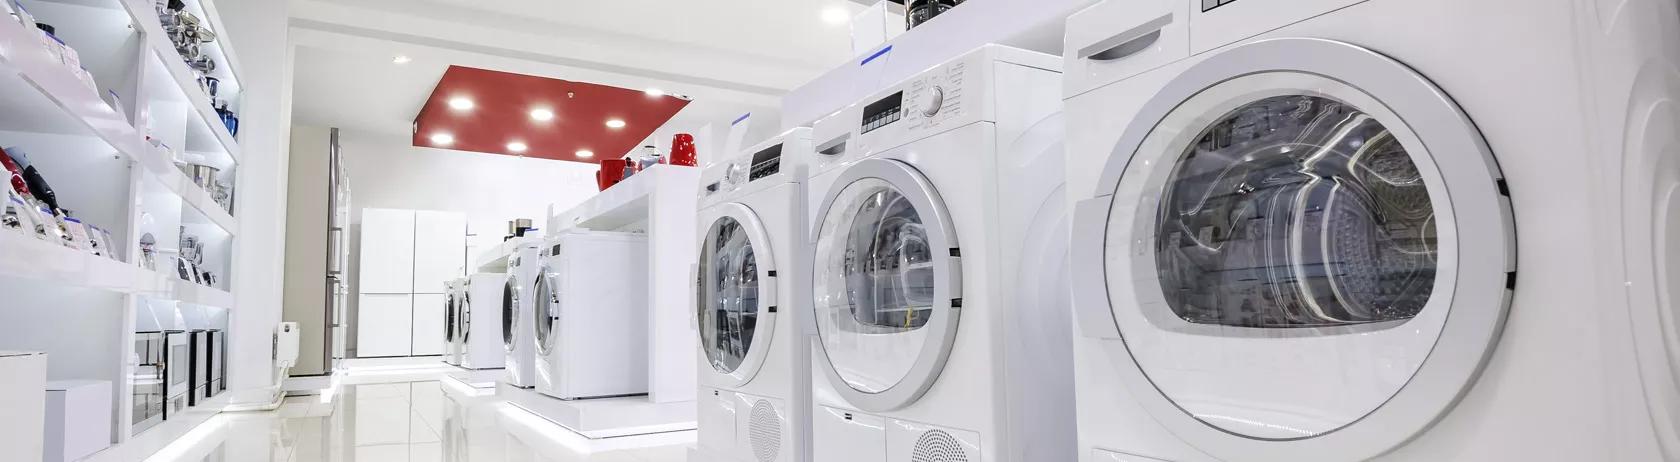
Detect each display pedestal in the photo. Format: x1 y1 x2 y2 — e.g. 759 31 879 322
496 382 697 439
443 369 502 390
548 164 700 404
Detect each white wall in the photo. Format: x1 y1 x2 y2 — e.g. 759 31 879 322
331 127 599 256
290 126 601 356
218 0 293 404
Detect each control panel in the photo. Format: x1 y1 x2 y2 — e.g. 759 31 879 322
747 143 784 182
861 91 903 134
857 59 971 135
903 59 967 129
1202 0 1238 11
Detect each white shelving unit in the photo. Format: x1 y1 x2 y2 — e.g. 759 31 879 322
0 0 246 446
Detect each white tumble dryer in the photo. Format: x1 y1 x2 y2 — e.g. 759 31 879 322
502 242 543 388
461 272 506 370
689 128 814 462
443 278 465 366
533 230 650 400
804 45 1073 462
1061 0 1680 461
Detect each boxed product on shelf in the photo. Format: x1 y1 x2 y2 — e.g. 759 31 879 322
73 68 96 93
34 25 73 67
83 223 110 258
2 190 39 236
37 203 66 245
62 215 89 251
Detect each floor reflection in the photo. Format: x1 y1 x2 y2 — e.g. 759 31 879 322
154 381 690 462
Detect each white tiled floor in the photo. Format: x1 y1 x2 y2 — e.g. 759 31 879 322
105 361 691 462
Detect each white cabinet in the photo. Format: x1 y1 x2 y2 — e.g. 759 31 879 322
358 209 417 294
412 211 467 294
355 208 465 357
356 294 414 358
411 294 447 356
44 380 111 462
0 352 47 462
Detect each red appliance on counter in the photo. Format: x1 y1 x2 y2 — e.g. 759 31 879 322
597 159 627 191
669 134 697 167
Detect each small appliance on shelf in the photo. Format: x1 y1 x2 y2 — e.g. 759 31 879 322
906 0 965 29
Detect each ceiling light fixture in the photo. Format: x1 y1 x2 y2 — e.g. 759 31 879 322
430 133 455 146
576 150 594 158
821 5 850 25
644 88 665 97
507 141 528 153
530 108 555 121
392 55 412 64
605 119 627 129
447 97 475 111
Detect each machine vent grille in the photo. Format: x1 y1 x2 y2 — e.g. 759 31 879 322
748 399 782 462
911 429 968 462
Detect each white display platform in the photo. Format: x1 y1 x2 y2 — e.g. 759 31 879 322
547 164 700 404
443 368 503 390
471 235 544 273
782 0 1098 128
497 382 697 439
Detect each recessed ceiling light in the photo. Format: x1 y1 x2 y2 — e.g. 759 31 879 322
576 150 594 158
530 108 555 121
821 5 850 25
644 88 665 97
605 119 627 129
392 55 412 64
430 133 454 145
447 97 474 111
507 141 528 153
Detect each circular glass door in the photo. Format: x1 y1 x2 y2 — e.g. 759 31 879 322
534 268 558 357
460 293 471 343
811 158 961 412
502 277 520 352
444 293 458 343
1078 38 1513 460
698 206 778 385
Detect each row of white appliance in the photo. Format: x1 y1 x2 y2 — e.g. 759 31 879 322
442 231 652 401
686 0 1680 461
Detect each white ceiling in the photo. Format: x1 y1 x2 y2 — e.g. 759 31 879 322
288 0 863 138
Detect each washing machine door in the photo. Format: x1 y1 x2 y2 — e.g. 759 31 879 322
445 292 458 344
697 203 778 386
1069 38 1514 460
460 291 473 346
811 157 961 412
534 263 559 357
502 276 521 353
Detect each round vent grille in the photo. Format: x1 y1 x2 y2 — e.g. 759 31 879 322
910 429 968 462
747 399 782 462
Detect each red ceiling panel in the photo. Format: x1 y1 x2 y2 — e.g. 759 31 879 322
413 66 690 163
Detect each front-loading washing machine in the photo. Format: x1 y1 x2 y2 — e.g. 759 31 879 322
462 272 507 370
804 45 1074 462
533 230 650 400
1061 0 1680 460
689 128 815 462
503 242 543 388
444 278 465 366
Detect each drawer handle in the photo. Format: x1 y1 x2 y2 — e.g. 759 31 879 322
1079 14 1173 62
817 135 849 156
